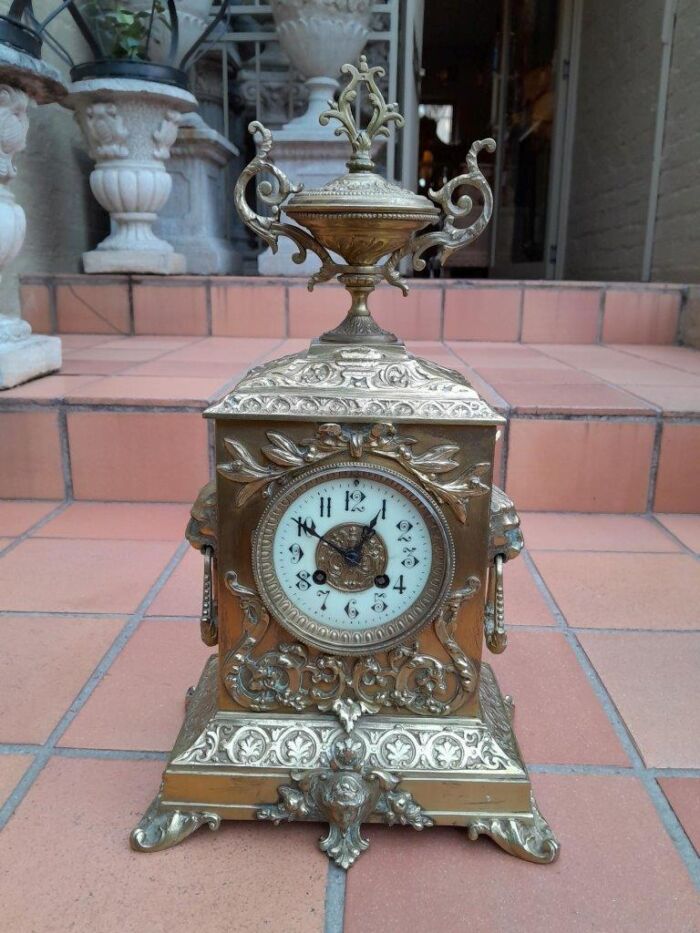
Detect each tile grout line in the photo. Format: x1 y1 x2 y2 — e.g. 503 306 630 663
522 550 700 887
0 538 189 832
0 500 71 560
323 862 346 933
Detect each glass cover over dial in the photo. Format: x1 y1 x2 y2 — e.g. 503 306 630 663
253 463 454 654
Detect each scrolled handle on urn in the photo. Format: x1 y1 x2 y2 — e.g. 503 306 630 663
233 55 496 344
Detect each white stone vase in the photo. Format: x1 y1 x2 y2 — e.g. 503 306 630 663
270 0 372 131
120 0 215 65
0 49 64 389
69 77 197 274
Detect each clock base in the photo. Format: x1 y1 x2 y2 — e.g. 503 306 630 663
130 655 559 866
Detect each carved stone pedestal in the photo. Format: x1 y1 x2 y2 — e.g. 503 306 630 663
257 131 349 277
130 655 559 867
155 113 241 274
69 78 197 274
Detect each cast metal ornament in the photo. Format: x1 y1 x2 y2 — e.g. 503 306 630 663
233 55 495 344
258 735 433 869
130 55 560 870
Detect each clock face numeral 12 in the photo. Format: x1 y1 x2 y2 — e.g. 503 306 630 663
253 463 454 655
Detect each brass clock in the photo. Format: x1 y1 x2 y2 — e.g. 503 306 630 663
130 57 560 869
253 462 454 654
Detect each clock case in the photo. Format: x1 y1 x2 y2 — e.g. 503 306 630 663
129 57 558 867
130 339 558 866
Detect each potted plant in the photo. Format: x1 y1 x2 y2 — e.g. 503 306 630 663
63 0 228 272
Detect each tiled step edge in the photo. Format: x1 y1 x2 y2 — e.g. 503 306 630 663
20 275 688 346
1 400 698 513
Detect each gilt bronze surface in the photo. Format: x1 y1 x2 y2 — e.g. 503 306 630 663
131 55 559 867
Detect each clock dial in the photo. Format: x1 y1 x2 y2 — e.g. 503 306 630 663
253 463 454 654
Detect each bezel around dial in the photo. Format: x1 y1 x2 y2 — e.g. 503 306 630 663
252 461 455 655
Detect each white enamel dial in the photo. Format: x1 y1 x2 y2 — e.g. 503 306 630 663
253 463 454 654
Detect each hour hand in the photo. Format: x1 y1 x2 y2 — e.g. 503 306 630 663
299 520 355 563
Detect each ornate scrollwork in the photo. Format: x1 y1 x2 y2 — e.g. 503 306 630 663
258 736 432 868
383 137 496 289
467 791 560 864
130 789 220 852
185 480 219 646
218 421 490 522
319 56 404 172
234 120 341 289
222 570 482 718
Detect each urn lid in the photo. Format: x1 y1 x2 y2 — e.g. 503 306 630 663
285 170 440 218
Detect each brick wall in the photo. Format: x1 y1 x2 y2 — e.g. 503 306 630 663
651 0 700 283
565 0 664 281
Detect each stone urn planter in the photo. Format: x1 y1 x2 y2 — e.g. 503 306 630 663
270 0 372 131
69 77 196 273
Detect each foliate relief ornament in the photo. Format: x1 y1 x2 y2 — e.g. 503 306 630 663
218 421 490 522
0 86 29 181
222 570 482 718
467 792 560 864
258 735 432 868
77 102 128 160
129 788 220 852
152 110 182 160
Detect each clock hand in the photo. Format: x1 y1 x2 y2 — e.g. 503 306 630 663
346 509 383 563
300 520 360 566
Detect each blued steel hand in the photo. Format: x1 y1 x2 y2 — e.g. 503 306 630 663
300 520 360 566
346 509 382 564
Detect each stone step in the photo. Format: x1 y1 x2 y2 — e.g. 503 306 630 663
20 274 686 345
1 336 698 513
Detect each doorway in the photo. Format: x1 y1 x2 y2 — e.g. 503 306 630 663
418 0 578 279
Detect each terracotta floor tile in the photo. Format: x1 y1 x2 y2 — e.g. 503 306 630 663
65 375 227 406
0 755 32 806
63 346 162 362
654 422 700 512
56 283 130 335
37 502 189 541
133 282 208 336
492 630 628 765
449 342 562 369
506 418 654 512
97 336 196 350
655 514 700 552
61 620 211 750
521 287 600 344
59 334 114 349
657 777 700 854
122 358 241 379
0 500 60 536
611 344 700 375
495 381 654 414
0 410 64 499
0 539 176 613
521 512 681 552
163 336 281 364
443 287 522 341
622 384 700 414
0 615 124 743
477 365 598 384
211 283 286 337
578 632 700 767
1 374 100 400
146 547 201 617
602 290 680 344
502 556 556 625
0 758 325 933
59 357 131 376
345 774 699 933
531 552 700 630
0 537 12 552
67 410 209 502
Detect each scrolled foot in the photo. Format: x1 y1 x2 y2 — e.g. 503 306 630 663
467 792 559 864
130 793 220 852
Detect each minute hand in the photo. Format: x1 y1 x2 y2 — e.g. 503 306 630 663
300 521 357 563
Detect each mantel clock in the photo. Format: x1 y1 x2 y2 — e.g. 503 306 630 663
130 58 560 868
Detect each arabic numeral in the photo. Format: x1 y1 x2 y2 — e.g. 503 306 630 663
288 543 304 563
294 516 316 537
401 547 419 568
344 599 359 620
372 593 388 612
345 489 366 512
295 571 311 590
397 520 413 542
317 589 330 610
392 574 406 595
